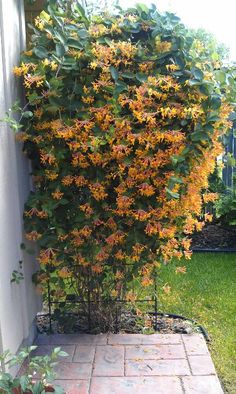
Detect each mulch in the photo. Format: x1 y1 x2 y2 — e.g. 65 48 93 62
191 222 236 250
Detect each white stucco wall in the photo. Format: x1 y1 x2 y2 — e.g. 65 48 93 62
0 0 41 356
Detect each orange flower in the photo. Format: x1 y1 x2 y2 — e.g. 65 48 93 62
89 183 108 201
25 231 42 241
96 249 109 262
116 195 134 210
62 175 74 186
115 270 124 280
163 284 171 294
92 264 103 274
204 213 213 222
51 190 64 200
133 210 150 221
80 203 93 216
141 277 153 287
38 248 56 265
74 176 87 187
79 226 92 238
138 183 155 197
115 250 125 260
203 193 219 203
58 267 72 279
184 250 192 260
37 210 48 219
175 266 187 274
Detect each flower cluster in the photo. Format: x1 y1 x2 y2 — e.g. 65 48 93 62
15 4 233 309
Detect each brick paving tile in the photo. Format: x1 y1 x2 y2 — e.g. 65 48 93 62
125 344 185 360
188 355 216 375
73 345 96 363
108 333 181 345
22 334 224 393
125 358 190 376
54 380 89 394
55 362 92 379
182 376 224 394
90 376 183 394
182 334 210 355
93 345 124 376
35 333 107 346
31 344 75 362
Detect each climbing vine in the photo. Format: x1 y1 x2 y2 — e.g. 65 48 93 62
13 1 235 326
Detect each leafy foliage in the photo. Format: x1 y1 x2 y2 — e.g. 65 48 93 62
0 347 66 393
12 2 236 325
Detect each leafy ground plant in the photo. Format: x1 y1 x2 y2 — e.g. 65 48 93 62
0 346 66 394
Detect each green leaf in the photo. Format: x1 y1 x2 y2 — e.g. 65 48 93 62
67 38 83 50
28 92 40 104
32 381 44 394
215 70 226 84
190 131 209 142
166 188 180 199
54 385 65 394
77 29 89 39
110 66 119 82
121 72 135 79
54 31 67 45
169 176 183 184
188 79 201 86
22 111 33 118
0 380 11 391
56 43 65 57
40 10 51 22
34 46 48 59
229 112 236 121
136 3 149 15
135 73 148 82
58 351 69 357
20 375 30 391
206 111 220 122
191 67 204 81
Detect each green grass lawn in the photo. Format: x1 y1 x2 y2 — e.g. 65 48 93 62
156 253 236 393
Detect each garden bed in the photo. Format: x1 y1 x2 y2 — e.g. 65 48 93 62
36 311 198 336
191 222 236 251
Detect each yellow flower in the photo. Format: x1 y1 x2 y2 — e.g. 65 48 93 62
155 37 172 52
90 61 98 69
42 58 50 67
50 61 58 71
35 16 45 31
45 170 58 180
24 50 33 57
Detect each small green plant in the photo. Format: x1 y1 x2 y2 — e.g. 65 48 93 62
11 271 24 285
0 101 33 133
215 188 236 226
214 152 236 226
11 262 24 284
0 346 67 393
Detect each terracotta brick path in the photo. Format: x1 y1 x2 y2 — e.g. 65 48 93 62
32 333 223 393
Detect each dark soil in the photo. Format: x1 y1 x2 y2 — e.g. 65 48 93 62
191 222 236 250
36 311 198 335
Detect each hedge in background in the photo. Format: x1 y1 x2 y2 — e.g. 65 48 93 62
14 1 235 323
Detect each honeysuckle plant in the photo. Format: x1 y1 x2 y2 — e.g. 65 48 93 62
11 1 236 325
